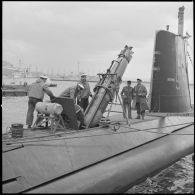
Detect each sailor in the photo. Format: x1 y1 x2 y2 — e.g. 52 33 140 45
59 83 86 128
26 75 55 128
77 73 92 111
121 80 134 119
59 83 84 103
133 78 149 120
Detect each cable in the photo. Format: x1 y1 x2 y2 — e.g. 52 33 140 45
118 121 194 131
3 124 104 143
4 121 194 145
119 123 194 135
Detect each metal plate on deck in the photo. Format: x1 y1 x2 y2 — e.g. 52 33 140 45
52 97 78 129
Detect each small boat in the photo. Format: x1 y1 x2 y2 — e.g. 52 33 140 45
2 77 57 97
2 83 28 97
48 83 57 87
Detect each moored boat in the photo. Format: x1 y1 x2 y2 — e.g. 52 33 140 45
2 84 28 97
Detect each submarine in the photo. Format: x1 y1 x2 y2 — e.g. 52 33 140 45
2 6 194 193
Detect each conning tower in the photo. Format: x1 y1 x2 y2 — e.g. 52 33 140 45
149 6 191 113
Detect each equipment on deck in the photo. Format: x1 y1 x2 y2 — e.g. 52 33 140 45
33 102 65 133
52 97 84 130
34 99 85 131
10 123 24 138
35 102 63 115
104 92 130 126
85 45 134 128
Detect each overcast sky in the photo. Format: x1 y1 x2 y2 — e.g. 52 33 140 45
3 1 193 81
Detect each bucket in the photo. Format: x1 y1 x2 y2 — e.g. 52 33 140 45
11 123 24 138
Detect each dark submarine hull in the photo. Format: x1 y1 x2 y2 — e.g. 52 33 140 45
149 30 191 112
26 124 194 194
2 115 194 193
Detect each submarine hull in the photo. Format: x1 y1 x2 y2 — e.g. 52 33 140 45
2 116 194 193
25 125 193 193
149 30 191 113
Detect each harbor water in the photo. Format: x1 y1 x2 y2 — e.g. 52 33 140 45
2 78 194 194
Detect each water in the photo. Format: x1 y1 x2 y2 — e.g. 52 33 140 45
2 78 194 193
126 154 194 194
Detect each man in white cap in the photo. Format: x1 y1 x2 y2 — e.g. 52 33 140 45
77 73 92 111
26 74 55 128
59 83 84 103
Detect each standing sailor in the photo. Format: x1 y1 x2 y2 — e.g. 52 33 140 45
77 73 92 111
26 75 55 128
133 78 149 120
121 80 134 119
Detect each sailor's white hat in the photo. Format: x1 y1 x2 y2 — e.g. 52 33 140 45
40 74 48 79
81 73 87 77
137 78 142 82
77 83 84 89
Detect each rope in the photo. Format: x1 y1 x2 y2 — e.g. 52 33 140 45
4 121 194 145
2 125 104 143
187 51 193 66
119 122 194 135
186 40 193 52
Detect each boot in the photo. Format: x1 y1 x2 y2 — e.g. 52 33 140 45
128 114 132 119
141 112 145 120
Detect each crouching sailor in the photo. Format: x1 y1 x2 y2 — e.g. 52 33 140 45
26 75 55 128
59 83 86 128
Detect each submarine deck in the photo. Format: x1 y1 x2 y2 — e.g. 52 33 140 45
2 110 194 193
2 109 194 144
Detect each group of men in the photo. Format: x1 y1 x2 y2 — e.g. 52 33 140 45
59 73 92 111
26 74 148 129
26 73 92 128
121 78 148 120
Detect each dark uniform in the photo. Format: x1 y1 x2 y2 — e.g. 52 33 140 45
133 80 149 119
121 84 134 119
77 81 92 111
59 84 86 128
77 74 92 111
59 85 78 103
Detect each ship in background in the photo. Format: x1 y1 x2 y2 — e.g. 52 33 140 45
2 6 194 193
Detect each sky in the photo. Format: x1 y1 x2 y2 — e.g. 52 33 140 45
2 1 194 81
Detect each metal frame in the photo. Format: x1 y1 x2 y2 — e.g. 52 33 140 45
105 93 130 126
33 114 66 133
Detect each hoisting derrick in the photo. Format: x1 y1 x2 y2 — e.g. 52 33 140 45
84 45 134 128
